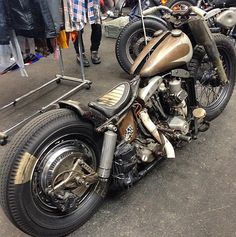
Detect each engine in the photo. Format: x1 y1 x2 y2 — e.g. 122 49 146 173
155 77 190 135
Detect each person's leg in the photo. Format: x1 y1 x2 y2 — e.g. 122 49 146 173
74 29 90 67
90 24 102 64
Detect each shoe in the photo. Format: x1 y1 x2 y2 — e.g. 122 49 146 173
76 53 90 67
91 51 101 64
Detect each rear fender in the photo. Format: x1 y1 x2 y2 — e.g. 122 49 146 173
58 100 106 128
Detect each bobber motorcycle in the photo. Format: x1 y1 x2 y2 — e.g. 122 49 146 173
0 5 236 237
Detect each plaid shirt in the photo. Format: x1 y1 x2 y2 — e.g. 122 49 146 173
73 0 100 24
64 0 100 32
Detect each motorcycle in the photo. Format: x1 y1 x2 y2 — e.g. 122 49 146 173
1 5 236 237
115 0 236 74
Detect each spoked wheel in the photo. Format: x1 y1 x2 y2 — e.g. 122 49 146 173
116 18 168 74
189 34 236 120
0 109 107 237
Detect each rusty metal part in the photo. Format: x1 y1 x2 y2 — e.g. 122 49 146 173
51 158 98 193
188 16 228 85
118 110 137 142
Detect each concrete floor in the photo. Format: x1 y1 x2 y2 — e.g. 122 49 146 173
0 28 236 237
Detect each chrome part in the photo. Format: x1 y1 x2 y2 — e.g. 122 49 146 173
176 90 188 102
171 29 182 37
98 130 117 179
205 8 221 20
136 142 159 163
168 116 189 135
178 100 188 117
138 76 163 103
143 6 173 16
139 109 162 144
162 134 175 159
169 79 182 94
159 82 167 92
190 6 206 18
216 9 236 29
169 79 188 105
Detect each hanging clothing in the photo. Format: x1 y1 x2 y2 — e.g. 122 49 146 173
0 0 11 44
73 0 101 26
63 0 101 32
9 0 57 38
48 0 64 34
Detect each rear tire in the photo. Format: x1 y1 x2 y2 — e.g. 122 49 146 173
189 34 236 120
115 18 168 74
0 109 106 237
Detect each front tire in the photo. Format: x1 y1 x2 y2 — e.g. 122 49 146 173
0 109 107 237
115 18 168 74
189 34 236 120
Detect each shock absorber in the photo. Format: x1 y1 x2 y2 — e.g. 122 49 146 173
98 129 117 179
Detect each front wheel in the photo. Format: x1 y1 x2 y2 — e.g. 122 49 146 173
189 34 236 120
115 18 168 74
0 109 107 237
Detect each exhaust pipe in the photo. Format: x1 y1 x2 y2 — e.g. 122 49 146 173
139 110 175 159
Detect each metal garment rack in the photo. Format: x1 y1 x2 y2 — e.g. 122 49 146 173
0 32 92 145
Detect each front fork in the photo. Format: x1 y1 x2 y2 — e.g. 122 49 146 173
188 17 228 85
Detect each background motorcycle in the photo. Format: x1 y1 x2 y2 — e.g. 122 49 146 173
0 6 236 237
115 0 236 74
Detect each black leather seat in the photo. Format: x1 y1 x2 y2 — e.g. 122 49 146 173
88 82 132 118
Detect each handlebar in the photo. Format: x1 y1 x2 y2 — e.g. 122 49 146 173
143 6 173 16
143 5 207 19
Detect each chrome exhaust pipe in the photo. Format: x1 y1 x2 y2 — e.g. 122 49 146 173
139 110 175 159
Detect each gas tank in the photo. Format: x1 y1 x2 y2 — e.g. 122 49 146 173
130 30 193 78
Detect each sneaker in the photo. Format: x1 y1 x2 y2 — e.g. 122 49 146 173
91 51 101 64
76 53 90 67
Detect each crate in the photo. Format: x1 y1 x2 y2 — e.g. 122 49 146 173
103 16 129 39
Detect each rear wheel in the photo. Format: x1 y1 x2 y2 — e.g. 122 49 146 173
115 18 168 74
0 109 106 237
189 34 236 120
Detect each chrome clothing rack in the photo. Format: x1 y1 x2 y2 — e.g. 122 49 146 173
0 33 91 145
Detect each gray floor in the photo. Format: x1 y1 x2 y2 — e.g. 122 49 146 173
0 28 236 237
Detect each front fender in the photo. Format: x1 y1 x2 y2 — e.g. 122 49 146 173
58 100 106 128
139 15 170 29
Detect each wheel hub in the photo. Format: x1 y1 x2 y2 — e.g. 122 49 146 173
33 141 98 213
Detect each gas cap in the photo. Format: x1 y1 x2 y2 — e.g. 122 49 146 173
171 29 182 37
